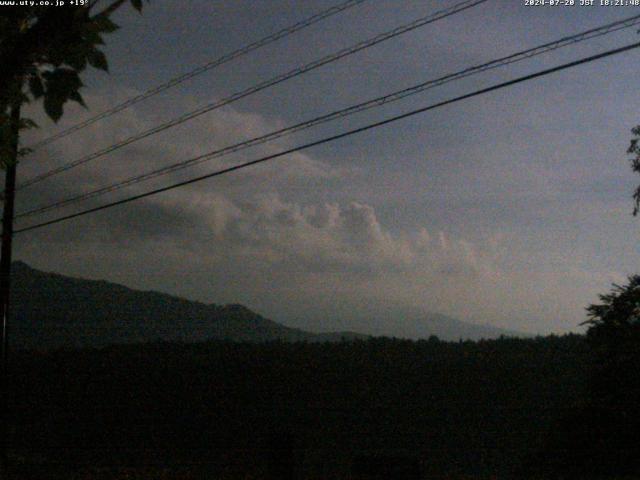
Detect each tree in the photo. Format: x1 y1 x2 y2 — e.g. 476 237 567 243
579 277 640 476
0 0 151 126
0 0 149 473
559 278 640 477
582 276 640 414
524 279 640 479
627 127 640 215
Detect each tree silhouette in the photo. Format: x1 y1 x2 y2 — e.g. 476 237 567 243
533 277 640 478
0 1 149 474
0 0 149 147
580 277 640 476
582 276 640 424
627 126 640 215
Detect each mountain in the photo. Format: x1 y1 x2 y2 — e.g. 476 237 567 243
9 261 364 349
357 308 524 341
297 303 524 342
8 262 522 349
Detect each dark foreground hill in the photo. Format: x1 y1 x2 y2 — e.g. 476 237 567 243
9 261 363 349
8 335 588 479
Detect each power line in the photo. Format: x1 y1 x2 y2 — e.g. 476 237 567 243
14 0 488 191
16 13 640 220
15 40 640 235
24 0 371 152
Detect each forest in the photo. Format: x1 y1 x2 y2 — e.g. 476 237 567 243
7 334 592 479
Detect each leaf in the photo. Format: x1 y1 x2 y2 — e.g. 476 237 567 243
69 90 87 108
92 15 119 33
44 95 64 122
42 68 84 121
130 0 143 11
65 48 88 71
83 29 105 46
44 68 84 93
87 48 108 72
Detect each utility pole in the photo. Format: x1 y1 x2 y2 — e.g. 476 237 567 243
0 102 21 478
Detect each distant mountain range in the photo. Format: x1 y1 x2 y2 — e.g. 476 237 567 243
9 262 521 349
350 308 523 342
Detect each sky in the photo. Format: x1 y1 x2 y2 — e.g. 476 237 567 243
10 0 640 335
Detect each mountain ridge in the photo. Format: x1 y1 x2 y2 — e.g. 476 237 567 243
9 261 521 349
9 261 365 349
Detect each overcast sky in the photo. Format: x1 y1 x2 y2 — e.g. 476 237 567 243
12 0 640 335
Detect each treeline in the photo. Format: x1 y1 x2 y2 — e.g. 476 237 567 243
9 334 589 479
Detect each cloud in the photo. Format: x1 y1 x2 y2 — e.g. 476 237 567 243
12 64 638 338
17 87 351 202
168 192 493 279
19 85 489 278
